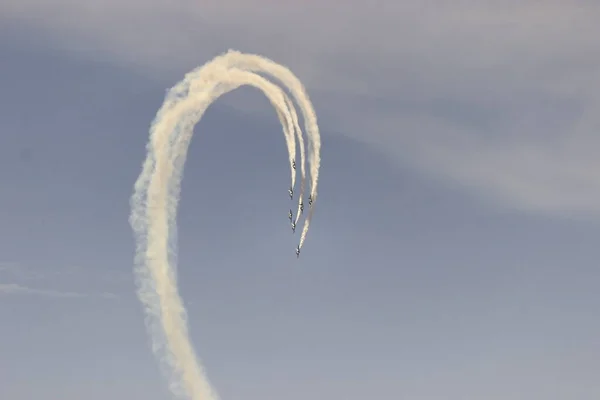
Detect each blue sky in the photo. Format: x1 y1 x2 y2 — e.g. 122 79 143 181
1 2 599 399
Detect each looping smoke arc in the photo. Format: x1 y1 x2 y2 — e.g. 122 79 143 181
129 50 321 400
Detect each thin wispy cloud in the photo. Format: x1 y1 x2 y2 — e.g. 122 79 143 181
0 283 118 299
0 262 122 299
0 261 130 283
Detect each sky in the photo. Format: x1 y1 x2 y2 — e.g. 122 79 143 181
0 1 599 399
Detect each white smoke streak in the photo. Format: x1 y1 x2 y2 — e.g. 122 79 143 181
129 50 321 400
207 51 321 248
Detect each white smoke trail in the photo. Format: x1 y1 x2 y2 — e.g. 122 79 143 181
214 51 321 248
284 94 307 226
129 51 321 400
274 105 298 190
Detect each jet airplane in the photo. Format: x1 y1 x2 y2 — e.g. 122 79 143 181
292 160 296 170
308 194 313 207
288 187 293 199
296 245 300 258
299 201 304 213
288 209 293 222
291 221 296 233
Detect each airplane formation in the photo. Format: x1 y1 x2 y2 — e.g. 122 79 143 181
287 173 314 258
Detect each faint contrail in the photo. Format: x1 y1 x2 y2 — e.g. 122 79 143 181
129 50 321 400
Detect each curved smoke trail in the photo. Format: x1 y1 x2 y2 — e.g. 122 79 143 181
129 50 321 400
208 51 321 248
